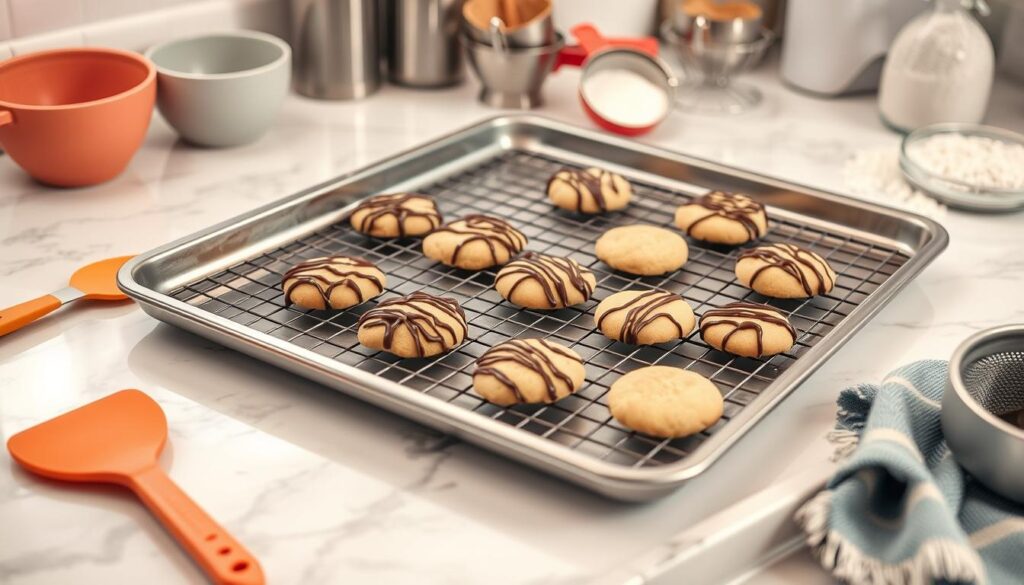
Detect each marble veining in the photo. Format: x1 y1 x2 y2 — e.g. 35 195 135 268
1 56 1023 583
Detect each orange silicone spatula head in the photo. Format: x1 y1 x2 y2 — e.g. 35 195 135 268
69 255 133 301
7 389 165 482
8 390 265 585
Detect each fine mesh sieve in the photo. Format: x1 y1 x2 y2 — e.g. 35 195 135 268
944 325 1024 504
960 349 1024 419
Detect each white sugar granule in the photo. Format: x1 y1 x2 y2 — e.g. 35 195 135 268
581 69 669 128
843 147 946 219
907 133 1024 191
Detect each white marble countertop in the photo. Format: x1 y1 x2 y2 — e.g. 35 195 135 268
2 55 1023 584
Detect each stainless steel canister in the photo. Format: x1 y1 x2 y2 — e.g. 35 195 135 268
291 0 381 99
388 0 465 87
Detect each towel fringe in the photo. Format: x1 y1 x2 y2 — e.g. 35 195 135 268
795 489 987 585
827 429 861 461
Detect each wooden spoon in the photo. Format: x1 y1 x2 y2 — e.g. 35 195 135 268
0 255 133 337
7 390 265 585
501 0 521 27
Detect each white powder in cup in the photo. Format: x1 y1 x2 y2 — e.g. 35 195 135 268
907 133 1024 191
581 69 669 128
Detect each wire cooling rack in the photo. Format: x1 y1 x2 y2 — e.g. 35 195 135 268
168 150 909 470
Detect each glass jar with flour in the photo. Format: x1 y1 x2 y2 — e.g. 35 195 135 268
878 0 994 133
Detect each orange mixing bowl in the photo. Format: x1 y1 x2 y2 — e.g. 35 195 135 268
0 48 156 187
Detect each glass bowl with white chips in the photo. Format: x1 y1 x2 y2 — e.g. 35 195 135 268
900 123 1024 213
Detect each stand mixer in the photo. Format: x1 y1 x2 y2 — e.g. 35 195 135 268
780 0 926 96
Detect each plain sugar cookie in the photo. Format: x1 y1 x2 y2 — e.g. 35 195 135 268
595 224 688 275
282 256 386 310
699 302 796 357
735 243 836 298
608 366 724 439
473 338 585 406
547 167 632 214
594 290 695 345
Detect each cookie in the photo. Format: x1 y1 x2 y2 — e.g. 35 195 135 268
422 214 527 271
674 191 767 245
699 302 796 357
735 243 836 298
494 252 596 310
473 338 585 406
350 193 442 238
357 292 467 358
595 225 688 275
594 290 695 345
282 256 386 310
608 366 724 439
547 167 632 214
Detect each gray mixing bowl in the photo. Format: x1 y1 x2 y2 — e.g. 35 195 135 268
146 30 291 148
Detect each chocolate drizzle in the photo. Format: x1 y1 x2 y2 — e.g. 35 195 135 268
684 191 766 240
739 243 835 296
597 290 689 344
351 193 442 237
474 339 582 403
547 168 622 213
700 302 796 357
282 256 384 308
357 292 467 357
495 252 595 308
430 215 527 266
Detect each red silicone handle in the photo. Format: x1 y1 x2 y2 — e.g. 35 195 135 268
571 24 608 56
554 45 588 71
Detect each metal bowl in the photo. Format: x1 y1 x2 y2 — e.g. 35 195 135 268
461 32 565 109
900 123 1024 213
943 325 1024 504
660 21 772 83
673 4 764 44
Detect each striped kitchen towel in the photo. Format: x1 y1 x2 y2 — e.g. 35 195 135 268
795 360 1024 585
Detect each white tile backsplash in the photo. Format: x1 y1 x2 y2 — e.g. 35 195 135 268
0 0 285 58
83 0 236 51
82 0 155 23
0 0 13 41
10 26 83 54
9 0 83 37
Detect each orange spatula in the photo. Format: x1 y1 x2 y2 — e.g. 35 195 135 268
0 255 134 337
7 390 265 585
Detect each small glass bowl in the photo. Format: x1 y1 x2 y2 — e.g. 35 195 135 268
899 123 1024 213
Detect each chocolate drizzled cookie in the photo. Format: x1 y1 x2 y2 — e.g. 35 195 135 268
472 338 585 406
350 193 443 238
547 167 632 214
356 292 467 358
422 214 528 271
699 302 797 358
594 290 695 345
674 191 768 245
282 256 386 310
494 252 596 309
735 243 836 299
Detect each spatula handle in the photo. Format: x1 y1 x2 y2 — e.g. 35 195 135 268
129 466 265 585
0 295 61 337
